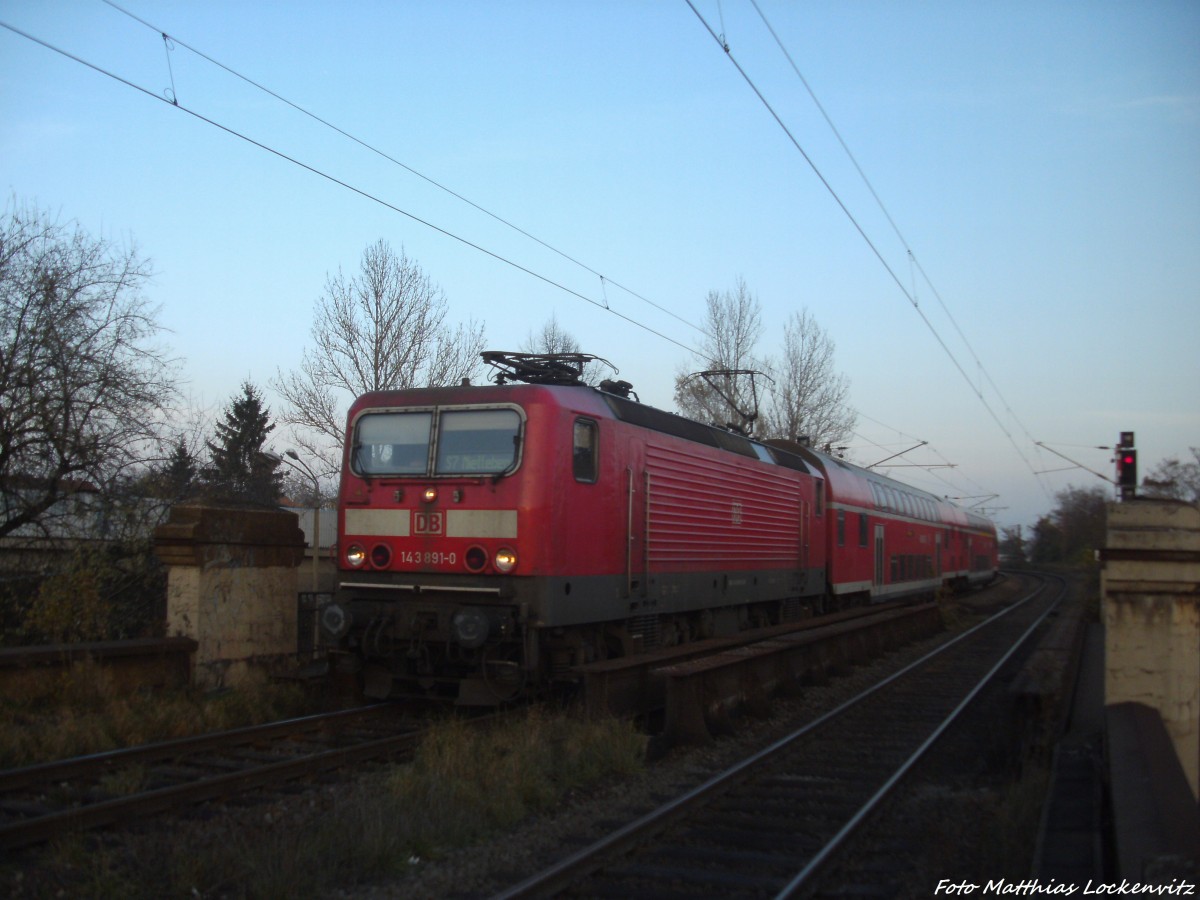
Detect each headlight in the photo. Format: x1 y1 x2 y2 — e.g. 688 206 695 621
494 548 517 573
346 543 366 567
422 486 438 503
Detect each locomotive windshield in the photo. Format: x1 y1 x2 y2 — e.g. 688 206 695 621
351 407 522 477
435 409 521 474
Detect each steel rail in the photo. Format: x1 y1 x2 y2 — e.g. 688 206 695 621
775 573 1064 897
490 574 1059 899
0 722 422 851
0 704 393 793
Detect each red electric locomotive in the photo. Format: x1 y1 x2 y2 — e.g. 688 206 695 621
321 353 826 703
319 352 997 704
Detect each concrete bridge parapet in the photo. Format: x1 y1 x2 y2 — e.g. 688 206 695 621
154 504 305 690
1101 499 1200 800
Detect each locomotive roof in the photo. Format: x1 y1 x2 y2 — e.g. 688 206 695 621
348 381 814 476
600 391 812 474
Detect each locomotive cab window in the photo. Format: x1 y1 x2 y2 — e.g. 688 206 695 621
435 409 522 475
353 411 432 475
573 418 598 483
351 407 522 477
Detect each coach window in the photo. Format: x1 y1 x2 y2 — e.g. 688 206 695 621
859 513 869 547
837 509 846 547
573 418 598 483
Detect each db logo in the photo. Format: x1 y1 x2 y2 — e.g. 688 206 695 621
413 512 444 535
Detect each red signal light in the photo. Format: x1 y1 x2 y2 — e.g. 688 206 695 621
1117 449 1137 488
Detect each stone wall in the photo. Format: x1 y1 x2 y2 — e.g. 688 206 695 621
155 504 305 690
1102 500 1200 799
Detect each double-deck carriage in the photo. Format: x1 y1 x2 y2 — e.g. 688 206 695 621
773 442 999 609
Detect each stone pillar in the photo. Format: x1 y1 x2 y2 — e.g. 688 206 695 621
1101 500 1200 798
154 504 305 690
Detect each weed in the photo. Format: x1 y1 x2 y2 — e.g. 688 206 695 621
98 710 642 898
0 663 312 768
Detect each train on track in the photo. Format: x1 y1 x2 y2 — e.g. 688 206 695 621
318 352 997 704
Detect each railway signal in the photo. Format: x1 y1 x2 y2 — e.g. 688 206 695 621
1116 432 1137 500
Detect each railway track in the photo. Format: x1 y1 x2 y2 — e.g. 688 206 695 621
0 703 421 852
492 574 1065 899
0 598 932 860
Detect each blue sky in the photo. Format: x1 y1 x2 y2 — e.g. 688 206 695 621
3 1 1197 531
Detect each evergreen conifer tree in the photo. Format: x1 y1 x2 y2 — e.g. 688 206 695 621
203 382 283 505
156 439 198 501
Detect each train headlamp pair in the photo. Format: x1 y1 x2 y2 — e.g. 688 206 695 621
343 543 395 568
465 545 517 573
344 541 517 573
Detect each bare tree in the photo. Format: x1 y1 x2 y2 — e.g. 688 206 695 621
672 281 856 447
759 309 856 449
520 314 603 384
1028 484 1107 566
673 278 766 430
273 240 486 479
523 314 578 356
0 198 180 541
1141 448 1200 502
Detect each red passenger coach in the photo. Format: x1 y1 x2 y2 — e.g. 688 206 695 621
773 442 998 608
322 354 827 704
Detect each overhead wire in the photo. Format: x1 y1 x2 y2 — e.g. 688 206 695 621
848 409 992 502
0 18 706 360
748 0 1052 495
99 0 708 341
684 0 1050 502
7 8 1044 513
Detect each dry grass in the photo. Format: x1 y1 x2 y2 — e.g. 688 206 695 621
6 708 647 899
0 662 314 768
385 709 646 854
